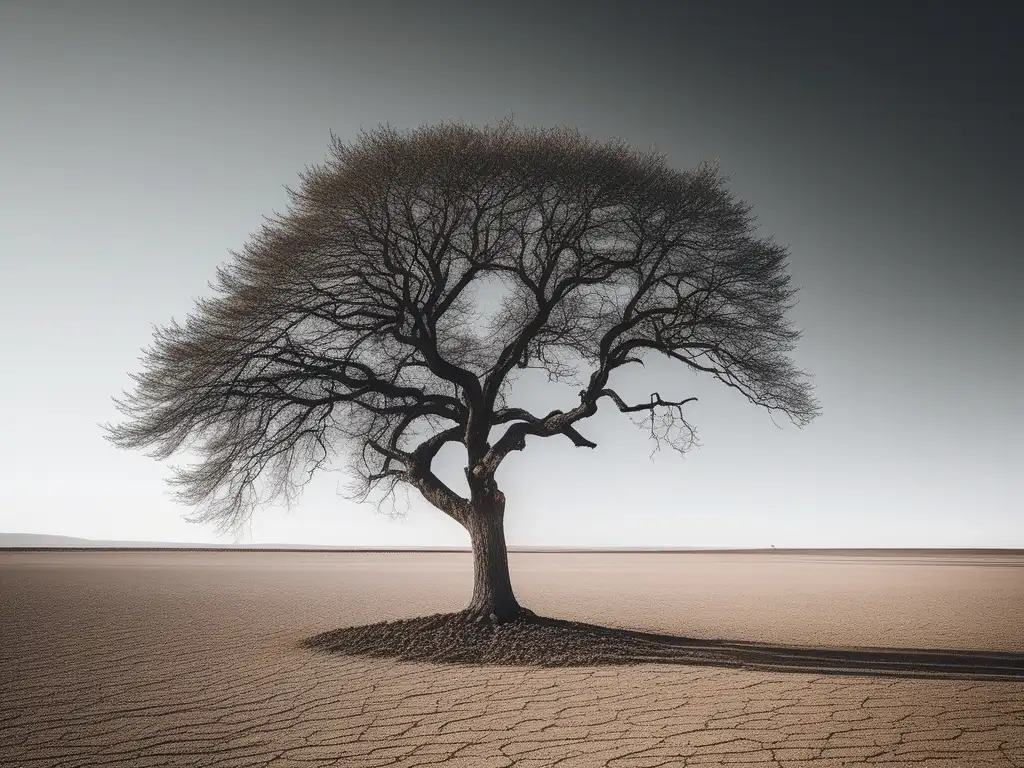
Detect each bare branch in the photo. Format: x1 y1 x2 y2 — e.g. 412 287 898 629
596 388 698 414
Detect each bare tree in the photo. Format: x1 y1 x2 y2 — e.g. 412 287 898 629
104 119 819 624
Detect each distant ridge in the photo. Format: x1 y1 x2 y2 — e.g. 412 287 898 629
1 533 1020 555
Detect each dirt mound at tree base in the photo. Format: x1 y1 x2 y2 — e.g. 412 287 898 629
301 610 728 667
300 611 1024 680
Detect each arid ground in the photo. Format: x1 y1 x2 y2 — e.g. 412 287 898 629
1 550 1022 767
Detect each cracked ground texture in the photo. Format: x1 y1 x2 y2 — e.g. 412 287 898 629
1 551 1022 767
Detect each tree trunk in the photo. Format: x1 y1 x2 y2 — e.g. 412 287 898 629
464 489 524 624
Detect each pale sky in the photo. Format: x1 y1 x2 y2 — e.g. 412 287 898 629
1 1 1020 548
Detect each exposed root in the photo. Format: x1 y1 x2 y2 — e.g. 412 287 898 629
459 605 538 627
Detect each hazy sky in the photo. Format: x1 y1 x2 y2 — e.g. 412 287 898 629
2 1 1020 547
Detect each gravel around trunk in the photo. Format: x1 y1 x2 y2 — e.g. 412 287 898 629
300 610 734 667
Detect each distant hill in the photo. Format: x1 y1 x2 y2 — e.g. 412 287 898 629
0 533 468 550
1 533 104 547
0 533 307 549
0 533 213 548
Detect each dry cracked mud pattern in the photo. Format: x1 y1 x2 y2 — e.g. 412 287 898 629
1 551 1023 767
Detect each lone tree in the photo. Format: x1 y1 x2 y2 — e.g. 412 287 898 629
104 120 818 624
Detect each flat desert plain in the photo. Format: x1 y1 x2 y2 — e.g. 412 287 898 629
1 550 1022 767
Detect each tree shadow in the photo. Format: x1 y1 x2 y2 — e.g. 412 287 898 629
300 610 1024 681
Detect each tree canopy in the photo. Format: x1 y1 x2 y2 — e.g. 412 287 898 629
105 119 818 620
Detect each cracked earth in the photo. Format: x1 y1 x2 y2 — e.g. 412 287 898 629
1 551 1022 767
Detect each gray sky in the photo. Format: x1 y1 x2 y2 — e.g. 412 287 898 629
2 1 1020 547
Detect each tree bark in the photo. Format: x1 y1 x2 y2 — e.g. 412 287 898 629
464 487 524 624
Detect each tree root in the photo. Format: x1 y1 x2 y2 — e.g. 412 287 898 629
459 605 538 627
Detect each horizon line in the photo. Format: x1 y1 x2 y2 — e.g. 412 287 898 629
2 534 1020 554
3 546 1022 555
